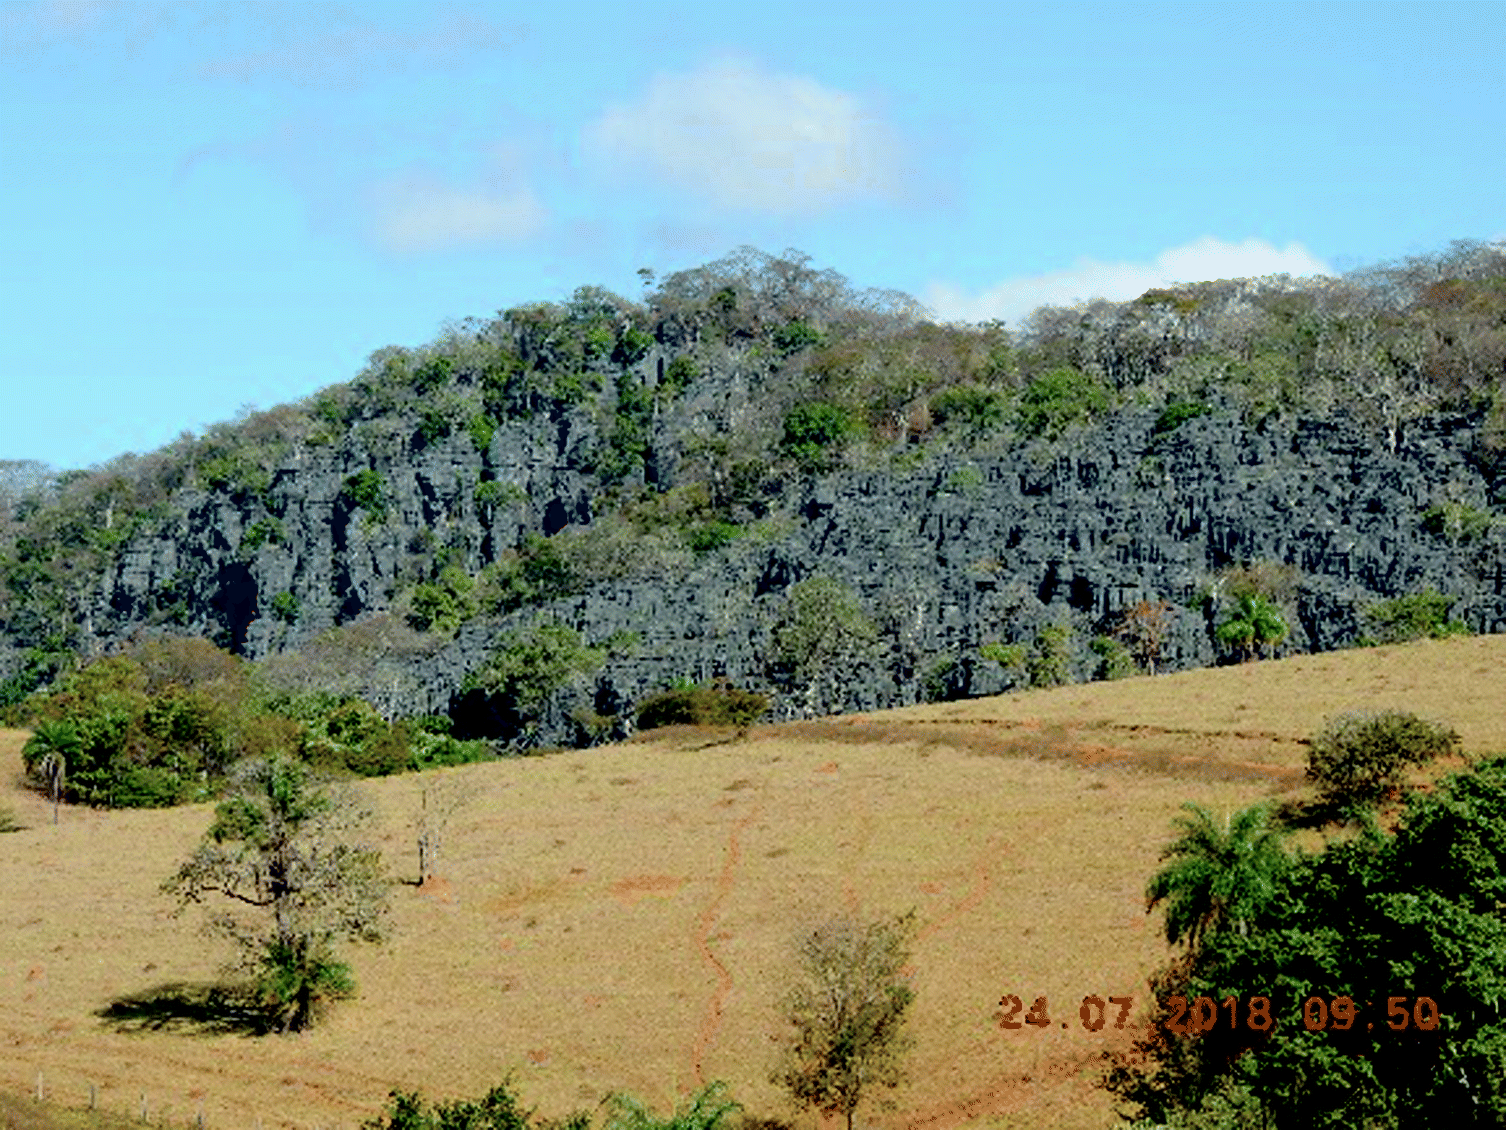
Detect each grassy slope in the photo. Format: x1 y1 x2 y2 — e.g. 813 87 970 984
1 635 1502 1130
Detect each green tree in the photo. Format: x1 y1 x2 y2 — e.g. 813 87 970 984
769 577 877 686
1361 589 1469 645
462 624 605 739
1305 710 1460 811
1145 802 1290 952
23 717 78 824
1017 366 1109 439
772 911 917 1130
163 757 388 1032
1214 593 1288 661
602 1082 742 1130
1109 756 1506 1127
781 403 857 470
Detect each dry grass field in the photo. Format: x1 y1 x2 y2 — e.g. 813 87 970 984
2 634 1503 1130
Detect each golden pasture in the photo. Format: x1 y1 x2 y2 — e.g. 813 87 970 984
1 634 1502 1130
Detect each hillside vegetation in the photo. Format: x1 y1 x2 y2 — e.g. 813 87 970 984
1 240 1503 795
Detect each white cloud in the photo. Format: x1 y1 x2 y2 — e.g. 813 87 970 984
924 237 1333 328
581 57 902 214
369 175 545 253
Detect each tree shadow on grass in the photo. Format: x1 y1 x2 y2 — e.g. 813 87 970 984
96 982 274 1036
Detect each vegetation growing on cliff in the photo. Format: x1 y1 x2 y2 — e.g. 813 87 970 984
0 239 1502 747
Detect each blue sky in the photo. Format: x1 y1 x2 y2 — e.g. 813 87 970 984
3 1 1503 473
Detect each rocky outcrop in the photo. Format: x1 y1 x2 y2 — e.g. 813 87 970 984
24 390 1506 747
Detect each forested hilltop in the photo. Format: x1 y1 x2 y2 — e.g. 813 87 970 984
1 241 1503 800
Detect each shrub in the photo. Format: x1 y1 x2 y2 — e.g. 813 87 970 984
412 354 454 394
342 470 388 520
270 590 301 625
636 682 769 730
922 657 962 703
474 479 525 518
463 625 605 726
769 577 877 683
1027 624 1074 687
416 408 452 446
405 565 476 636
978 641 1027 671
1306 710 1460 807
111 764 188 808
613 324 655 368
781 403 857 469
686 521 741 553
1090 635 1136 680
1421 501 1494 544
1151 399 1211 438
660 355 698 399
1360 589 1469 645
466 412 497 454
603 1082 741 1130
772 320 824 356
0 806 20 833
242 517 285 554
364 1081 550 1130
1018 366 1109 438
929 385 1008 440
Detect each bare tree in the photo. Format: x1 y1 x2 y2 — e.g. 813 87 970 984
163 757 388 1032
771 911 917 1130
1116 599 1175 675
414 776 469 886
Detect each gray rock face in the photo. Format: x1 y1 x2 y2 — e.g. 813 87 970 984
29 396 1506 747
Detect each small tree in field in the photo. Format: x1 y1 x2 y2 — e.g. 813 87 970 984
163 757 388 1032
772 911 917 1130
1306 710 1460 810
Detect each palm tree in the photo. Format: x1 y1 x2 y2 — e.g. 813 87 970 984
1215 594 1289 661
1145 802 1290 952
23 719 80 825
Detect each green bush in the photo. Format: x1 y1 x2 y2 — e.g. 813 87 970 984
405 565 476 636
1421 501 1494 544
613 324 655 368
1151 399 1211 438
781 403 856 469
1360 589 1469 645
416 408 452 446
1306 710 1460 808
412 354 454 395
922 657 962 703
603 1082 741 1130
1090 635 1136 680
636 682 768 730
1018 366 1109 439
0 806 20 833
365 1079 588 1130
480 535 578 613
463 625 605 726
466 412 497 454
242 517 286 554
686 521 741 553
661 355 698 399
270 590 301 625
769 577 877 682
772 320 824 356
111 764 188 808
1027 624 1074 688
930 385 1008 439
978 641 1028 671
342 470 388 520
